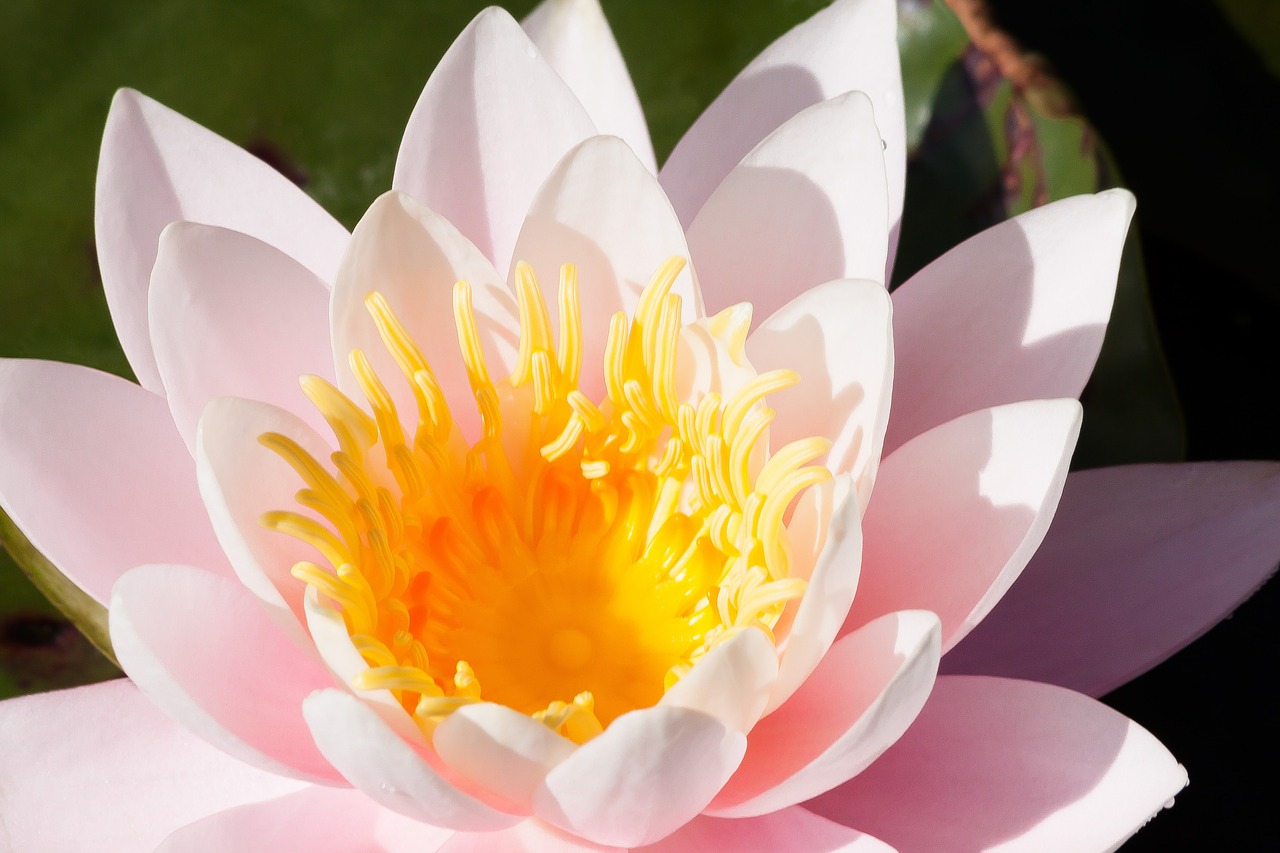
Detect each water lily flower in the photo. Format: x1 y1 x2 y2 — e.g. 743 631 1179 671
2 1 1278 851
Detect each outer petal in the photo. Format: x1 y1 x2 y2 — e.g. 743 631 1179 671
329 191 516 442
511 135 699 400
522 0 656 171
533 706 747 847
646 809 897 853
157 786 454 853
844 400 1082 652
433 702 577 813
808 676 1188 852
109 563 340 783
661 0 904 254
0 359 227 603
393 7 596 274
944 462 1280 696
303 689 521 832
149 222 334 451
709 611 940 818
96 88 348 391
0 679 304 853
746 279 893 508
686 92 889 319
196 396 335 642
885 190 1133 455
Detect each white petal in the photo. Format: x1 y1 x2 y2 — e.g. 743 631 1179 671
661 0 904 255
886 190 1133 454
303 689 520 832
0 359 227 604
845 400 1082 653
710 611 940 818
329 191 516 442
303 588 426 748
687 92 889 319
768 476 862 714
943 461 1280 697
0 679 305 853
149 222 333 451
393 7 596 274
157 786 455 853
96 88 348 391
808 676 1188 852
523 0 655 171
659 628 779 734
746 279 894 507
433 702 578 812
511 135 699 399
533 706 746 847
109 564 339 783
645 809 897 853
196 396 334 645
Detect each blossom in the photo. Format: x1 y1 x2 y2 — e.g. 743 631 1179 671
1 0 1278 850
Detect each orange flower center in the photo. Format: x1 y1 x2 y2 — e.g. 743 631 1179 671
261 258 829 742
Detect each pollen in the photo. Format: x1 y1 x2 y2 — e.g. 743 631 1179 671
261 257 830 743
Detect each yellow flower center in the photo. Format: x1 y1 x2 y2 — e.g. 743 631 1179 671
261 257 830 743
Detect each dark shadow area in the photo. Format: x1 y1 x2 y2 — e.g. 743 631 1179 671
986 0 1280 847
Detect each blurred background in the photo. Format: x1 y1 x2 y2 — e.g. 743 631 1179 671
1 0 1275 847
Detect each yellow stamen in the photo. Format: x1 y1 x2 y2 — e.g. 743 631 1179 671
261 257 830 743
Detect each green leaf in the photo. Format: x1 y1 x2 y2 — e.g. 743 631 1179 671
0 512 120 699
897 0 971 152
892 0 1184 468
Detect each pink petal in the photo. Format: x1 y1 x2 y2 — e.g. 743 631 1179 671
0 359 227 603
686 92 889 320
96 88 348 392
746 279 894 507
522 0 656 171
149 222 334 451
329 191 516 442
710 611 940 818
661 0 904 250
157 786 455 853
393 7 596 275
196 396 336 643
303 689 521 832
439 821 618 852
943 462 1280 696
646 808 896 853
533 707 747 847
302 588 427 747
844 399 1081 652
808 675 1188 852
659 628 779 734
109 563 340 782
0 679 304 853
511 135 699 400
768 476 862 713
433 703 577 813
885 190 1133 455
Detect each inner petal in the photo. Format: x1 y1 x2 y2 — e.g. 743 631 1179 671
262 257 830 742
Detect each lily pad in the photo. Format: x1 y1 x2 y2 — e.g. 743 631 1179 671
892 0 1185 468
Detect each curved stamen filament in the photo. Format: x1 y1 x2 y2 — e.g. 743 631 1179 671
260 257 831 742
